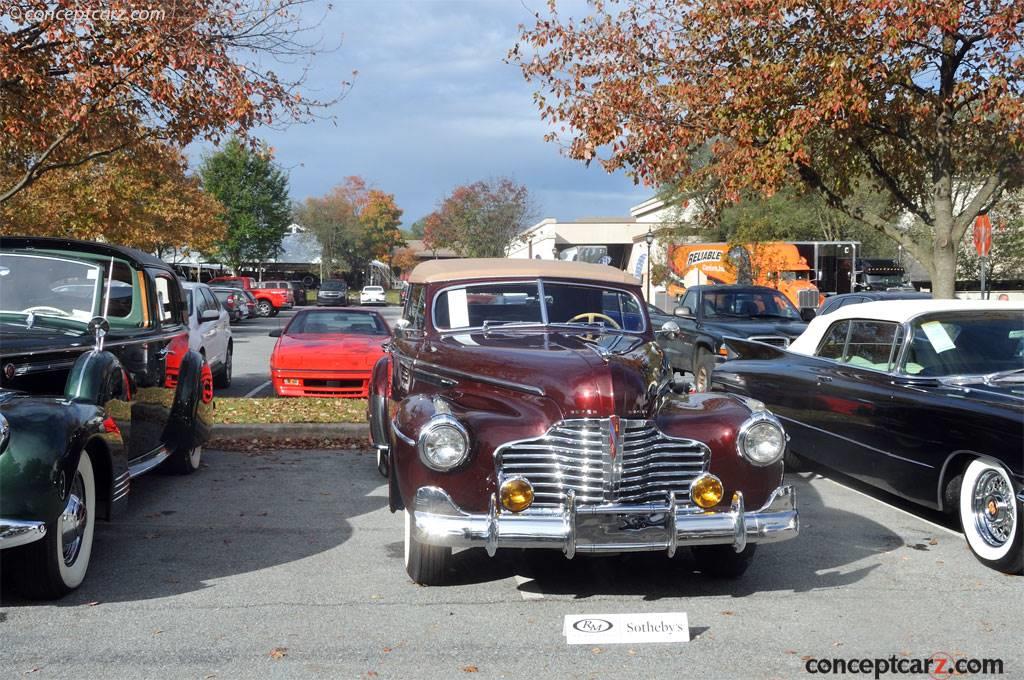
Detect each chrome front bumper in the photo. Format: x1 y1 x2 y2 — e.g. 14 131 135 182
411 485 798 558
0 519 47 550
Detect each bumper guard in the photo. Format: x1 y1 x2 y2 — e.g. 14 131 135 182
0 519 47 550
411 485 798 557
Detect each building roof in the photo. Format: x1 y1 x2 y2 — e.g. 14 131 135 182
408 258 641 285
789 299 1024 355
402 240 459 259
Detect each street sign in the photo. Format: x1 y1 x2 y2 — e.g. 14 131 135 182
974 214 993 256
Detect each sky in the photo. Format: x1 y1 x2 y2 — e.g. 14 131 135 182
191 0 651 228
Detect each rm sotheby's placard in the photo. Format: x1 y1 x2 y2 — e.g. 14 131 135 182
563 613 691 645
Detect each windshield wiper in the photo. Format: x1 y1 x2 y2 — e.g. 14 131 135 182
985 367 1024 383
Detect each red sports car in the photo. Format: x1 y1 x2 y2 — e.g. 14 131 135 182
269 308 391 397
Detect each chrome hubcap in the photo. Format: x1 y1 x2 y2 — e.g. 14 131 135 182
60 474 88 566
972 469 1015 548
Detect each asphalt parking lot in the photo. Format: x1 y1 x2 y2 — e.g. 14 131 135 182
2 449 1019 679
222 303 403 398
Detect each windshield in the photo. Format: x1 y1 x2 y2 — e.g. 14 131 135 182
779 270 811 282
701 289 800 319
287 310 387 335
432 280 646 332
0 253 102 323
865 274 907 288
321 280 347 291
364 286 384 293
902 311 1024 377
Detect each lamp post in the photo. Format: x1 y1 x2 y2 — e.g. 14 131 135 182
644 226 654 302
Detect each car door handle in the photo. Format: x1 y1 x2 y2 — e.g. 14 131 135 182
817 375 833 384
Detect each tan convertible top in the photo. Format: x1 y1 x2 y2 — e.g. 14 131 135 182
408 258 641 286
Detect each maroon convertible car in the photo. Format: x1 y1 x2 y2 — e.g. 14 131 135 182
369 259 799 585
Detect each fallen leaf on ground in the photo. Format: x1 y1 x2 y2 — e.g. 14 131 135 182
721 610 734 616
269 647 288 660
462 666 479 673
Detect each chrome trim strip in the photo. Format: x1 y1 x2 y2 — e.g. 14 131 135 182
0 519 47 549
775 414 933 468
414 359 544 396
391 418 416 446
127 446 171 478
0 331 183 360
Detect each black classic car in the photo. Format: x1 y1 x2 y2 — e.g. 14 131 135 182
650 285 809 391
0 237 212 598
713 299 1024 574
817 290 931 316
369 259 798 586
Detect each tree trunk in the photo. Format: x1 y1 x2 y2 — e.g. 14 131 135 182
929 233 958 296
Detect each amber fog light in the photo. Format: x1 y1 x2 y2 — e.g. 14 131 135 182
690 474 724 509
500 477 534 512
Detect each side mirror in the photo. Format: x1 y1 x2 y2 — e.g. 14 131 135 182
200 309 220 322
658 320 681 339
269 328 282 337
800 308 817 322
673 306 694 319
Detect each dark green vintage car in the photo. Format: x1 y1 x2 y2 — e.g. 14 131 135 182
0 237 212 598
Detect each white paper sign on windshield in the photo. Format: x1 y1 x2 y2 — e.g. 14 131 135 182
921 321 956 353
447 288 469 328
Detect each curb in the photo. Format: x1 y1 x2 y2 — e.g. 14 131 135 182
211 422 369 441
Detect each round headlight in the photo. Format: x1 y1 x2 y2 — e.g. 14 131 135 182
737 414 786 466
417 415 470 471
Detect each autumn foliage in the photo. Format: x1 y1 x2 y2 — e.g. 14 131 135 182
514 0 1024 296
423 179 535 257
0 0 339 203
0 141 224 253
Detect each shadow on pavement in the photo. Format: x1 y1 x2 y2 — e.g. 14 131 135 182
1 449 384 606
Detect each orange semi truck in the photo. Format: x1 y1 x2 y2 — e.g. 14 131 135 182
666 242 822 309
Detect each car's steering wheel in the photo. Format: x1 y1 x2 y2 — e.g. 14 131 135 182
21 306 70 317
567 312 621 329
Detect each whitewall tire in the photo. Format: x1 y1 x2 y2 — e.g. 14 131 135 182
959 459 1022 574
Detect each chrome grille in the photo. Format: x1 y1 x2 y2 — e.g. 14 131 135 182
748 335 790 348
798 289 819 309
496 419 709 507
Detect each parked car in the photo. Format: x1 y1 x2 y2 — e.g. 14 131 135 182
207 276 293 317
660 285 810 391
210 286 248 323
368 258 798 585
713 300 1024 574
183 282 233 388
288 281 308 306
316 279 349 306
255 279 302 308
269 308 390 397
239 289 259 319
817 290 931 316
0 237 212 598
359 285 387 306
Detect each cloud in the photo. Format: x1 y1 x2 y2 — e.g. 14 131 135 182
192 0 654 224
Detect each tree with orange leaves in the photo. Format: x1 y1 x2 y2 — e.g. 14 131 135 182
0 0 343 204
0 141 224 254
513 1 1024 297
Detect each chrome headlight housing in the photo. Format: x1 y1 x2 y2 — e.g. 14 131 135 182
417 414 470 471
737 411 786 466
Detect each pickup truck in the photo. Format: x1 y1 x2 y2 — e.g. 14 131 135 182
207 276 293 317
648 285 810 391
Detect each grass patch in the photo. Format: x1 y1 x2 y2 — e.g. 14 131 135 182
214 397 367 424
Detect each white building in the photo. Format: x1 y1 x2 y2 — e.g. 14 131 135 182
510 195 699 304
